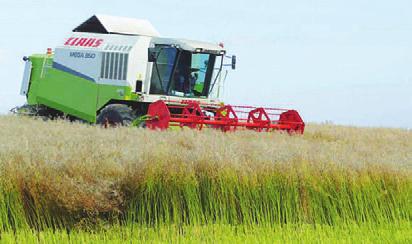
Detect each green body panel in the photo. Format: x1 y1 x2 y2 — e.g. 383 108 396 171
27 54 136 123
96 85 134 110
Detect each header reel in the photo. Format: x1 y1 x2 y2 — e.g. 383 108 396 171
145 100 305 134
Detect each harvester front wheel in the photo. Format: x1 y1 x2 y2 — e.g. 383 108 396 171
97 104 135 127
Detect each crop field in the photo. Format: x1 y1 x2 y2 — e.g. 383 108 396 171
0 115 411 243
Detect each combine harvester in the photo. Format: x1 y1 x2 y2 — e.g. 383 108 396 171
18 15 305 133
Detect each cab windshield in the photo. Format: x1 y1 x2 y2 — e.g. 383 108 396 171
149 45 219 97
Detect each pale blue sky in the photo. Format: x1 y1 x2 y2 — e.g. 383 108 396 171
0 0 411 128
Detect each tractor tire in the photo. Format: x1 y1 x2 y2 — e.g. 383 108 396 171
97 104 135 127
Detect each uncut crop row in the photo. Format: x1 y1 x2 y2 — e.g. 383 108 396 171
0 116 410 231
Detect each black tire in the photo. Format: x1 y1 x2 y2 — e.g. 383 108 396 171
97 104 135 127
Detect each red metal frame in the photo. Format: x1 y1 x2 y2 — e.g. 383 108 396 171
146 100 305 134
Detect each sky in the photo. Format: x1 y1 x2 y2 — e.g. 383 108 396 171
0 0 411 128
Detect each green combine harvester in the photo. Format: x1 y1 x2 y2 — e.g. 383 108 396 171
18 15 305 133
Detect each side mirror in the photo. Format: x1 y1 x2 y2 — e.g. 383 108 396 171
148 48 157 62
231 55 236 70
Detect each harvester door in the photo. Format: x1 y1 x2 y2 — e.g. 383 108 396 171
149 46 177 95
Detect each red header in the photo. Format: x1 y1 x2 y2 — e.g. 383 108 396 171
64 37 104 48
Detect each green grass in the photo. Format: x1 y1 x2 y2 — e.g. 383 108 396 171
1 223 411 243
0 116 411 242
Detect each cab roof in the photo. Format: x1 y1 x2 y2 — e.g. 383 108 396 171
154 37 226 55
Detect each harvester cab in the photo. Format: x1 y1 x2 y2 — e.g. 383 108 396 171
145 38 228 100
19 14 305 133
